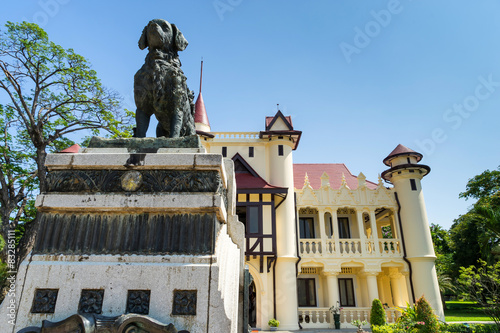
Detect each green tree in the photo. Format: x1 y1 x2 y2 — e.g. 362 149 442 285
459 166 500 209
458 260 500 328
430 223 455 309
0 22 131 264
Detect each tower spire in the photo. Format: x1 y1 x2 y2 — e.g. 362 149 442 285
194 58 211 133
199 58 203 93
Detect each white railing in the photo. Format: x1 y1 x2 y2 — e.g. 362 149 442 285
338 239 362 256
298 307 400 329
211 132 260 140
298 238 403 258
379 239 402 256
325 239 335 254
299 239 322 256
298 308 331 328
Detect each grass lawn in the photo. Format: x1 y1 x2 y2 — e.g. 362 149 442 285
445 301 494 322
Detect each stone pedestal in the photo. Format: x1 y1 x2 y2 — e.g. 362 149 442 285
0 137 245 333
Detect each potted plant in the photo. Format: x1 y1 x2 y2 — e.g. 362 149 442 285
329 301 343 329
351 319 368 333
268 318 279 331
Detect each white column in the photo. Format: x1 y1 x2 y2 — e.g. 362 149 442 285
275 257 299 330
391 212 403 241
359 275 369 307
389 269 403 307
324 271 340 307
318 209 327 254
369 209 380 255
403 271 413 304
356 209 366 254
331 209 340 255
365 272 380 304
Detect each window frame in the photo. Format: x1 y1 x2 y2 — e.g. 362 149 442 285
297 278 317 307
337 217 351 239
299 217 315 239
338 278 356 307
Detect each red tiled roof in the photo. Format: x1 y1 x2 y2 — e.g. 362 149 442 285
235 172 286 190
293 163 377 190
194 92 210 127
59 144 81 153
233 153 287 191
383 144 422 166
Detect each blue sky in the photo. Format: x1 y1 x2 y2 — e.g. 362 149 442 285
1 0 499 230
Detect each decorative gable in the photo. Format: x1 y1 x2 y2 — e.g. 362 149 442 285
265 110 293 131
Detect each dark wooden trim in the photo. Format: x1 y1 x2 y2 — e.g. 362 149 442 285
196 130 214 138
237 188 287 195
232 153 260 178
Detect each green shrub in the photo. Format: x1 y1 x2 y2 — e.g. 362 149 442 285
268 318 279 327
416 296 439 333
371 323 407 333
442 323 472 332
472 324 500 333
370 298 387 327
442 323 499 333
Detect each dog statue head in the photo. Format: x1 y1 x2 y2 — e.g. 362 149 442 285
138 19 188 53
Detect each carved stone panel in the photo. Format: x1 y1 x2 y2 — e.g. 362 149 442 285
126 290 151 315
172 290 197 316
79 289 104 315
46 169 222 194
31 289 58 313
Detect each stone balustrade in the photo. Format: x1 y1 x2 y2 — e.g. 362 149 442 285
298 238 403 258
212 132 260 140
298 307 400 329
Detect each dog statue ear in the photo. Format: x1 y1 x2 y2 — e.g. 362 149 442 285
138 25 148 50
171 24 188 51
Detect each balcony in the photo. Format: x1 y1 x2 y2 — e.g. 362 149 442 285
298 307 401 329
299 238 402 258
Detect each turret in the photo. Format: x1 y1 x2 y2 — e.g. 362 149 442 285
382 144 444 320
260 109 301 330
194 60 211 133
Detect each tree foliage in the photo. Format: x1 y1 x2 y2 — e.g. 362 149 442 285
458 260 500 329
459 166 500 209
0 21 132 264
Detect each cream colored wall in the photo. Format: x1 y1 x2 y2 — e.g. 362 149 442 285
201 138 268 180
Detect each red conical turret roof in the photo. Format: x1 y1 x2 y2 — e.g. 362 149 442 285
194 92 210 127
383 144 422 166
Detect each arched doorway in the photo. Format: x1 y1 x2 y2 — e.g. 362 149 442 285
249 280 256 327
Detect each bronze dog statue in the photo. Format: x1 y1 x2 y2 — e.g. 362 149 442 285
134 19 195 138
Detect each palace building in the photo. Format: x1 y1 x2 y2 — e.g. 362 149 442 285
194 90 444 330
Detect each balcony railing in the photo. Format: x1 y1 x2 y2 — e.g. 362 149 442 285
298 238 402 258
379 239 402 256
212 132 260 140
298 307 400 329
299 239 322 256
